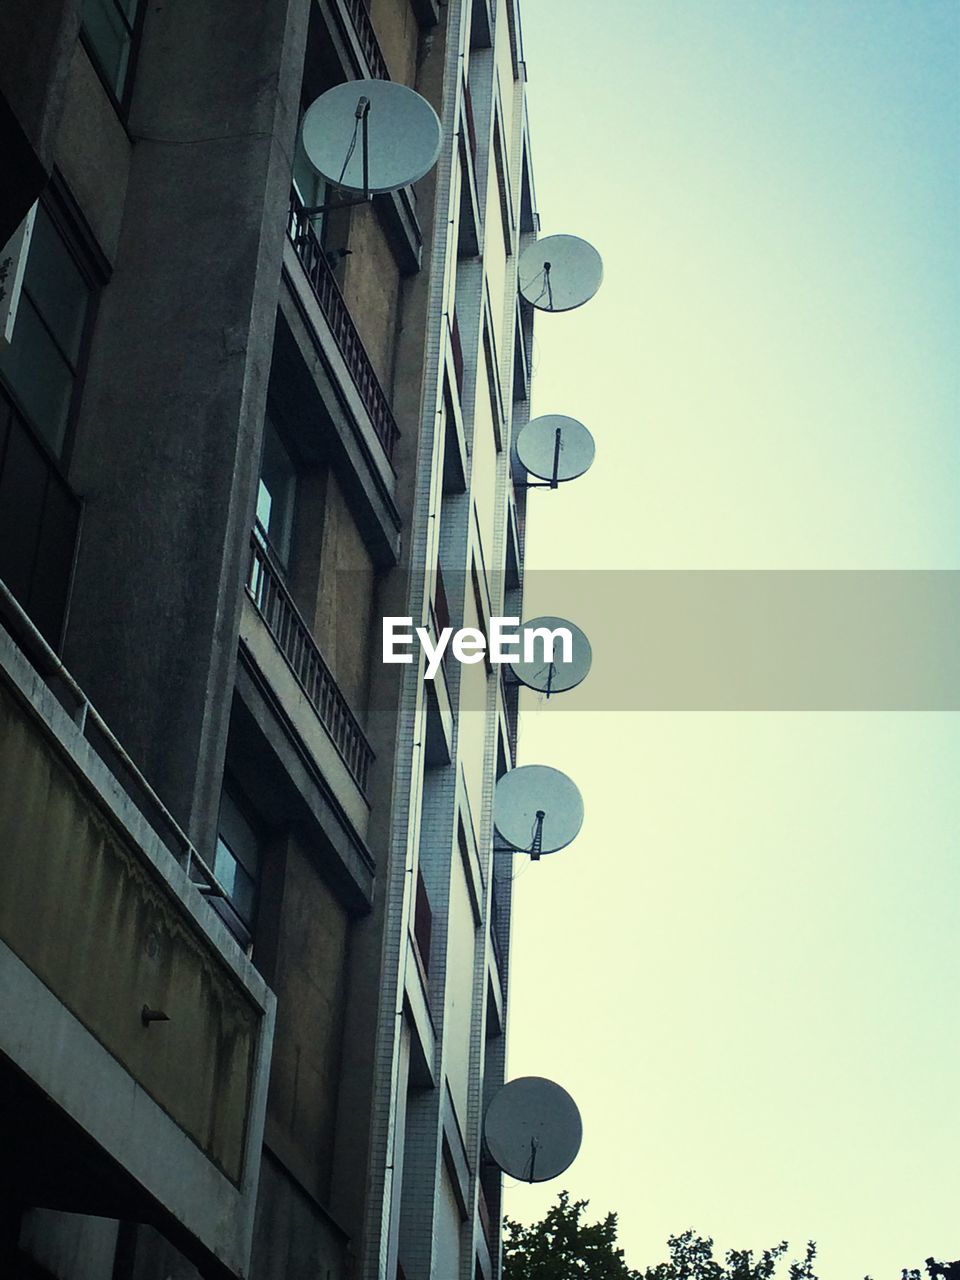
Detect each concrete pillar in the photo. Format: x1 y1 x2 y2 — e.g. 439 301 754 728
64 0 311 846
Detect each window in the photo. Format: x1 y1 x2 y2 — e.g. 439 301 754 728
81 0 143 105
255 413 298 565
214 789 262 946
293 135 329 242
0 203 94 458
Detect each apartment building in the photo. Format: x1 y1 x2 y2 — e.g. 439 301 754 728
0 0 540 1277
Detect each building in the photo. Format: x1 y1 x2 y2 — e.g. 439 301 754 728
0 0 540 1277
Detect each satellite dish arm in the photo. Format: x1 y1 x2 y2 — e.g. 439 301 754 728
303 95 373 217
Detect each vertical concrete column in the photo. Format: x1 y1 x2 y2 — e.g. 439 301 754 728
65 0 310 845
0 0 80 241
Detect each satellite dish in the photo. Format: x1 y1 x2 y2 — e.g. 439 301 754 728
494 765 583 859
301 80 442 195
510 616 592 696
516 415 595 486
484 1077 583 1183
518 235 603 312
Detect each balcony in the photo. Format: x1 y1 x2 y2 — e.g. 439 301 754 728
450 310 465 399
286 189 401 465
340 0 390 79
0 381 81 651
513 297 531 402
0 583 274 1278
412 865 432 985
246 533 374 796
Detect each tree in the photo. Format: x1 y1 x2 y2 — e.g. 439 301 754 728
504 1190 642 1280
503 1195 819 1280
505 1192 927 1280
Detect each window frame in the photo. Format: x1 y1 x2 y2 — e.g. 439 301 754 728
212 784 265 951
79 0 148 119
254 409 301 572
0 176 107 472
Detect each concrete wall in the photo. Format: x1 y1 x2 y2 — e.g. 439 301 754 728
342 206 403 394
63 0 311 856
251 1152 350 1280
0 680 259 1183
54 44 132 262
0 0 80 241
314 470 377 718
264 832 350 1205
369 0 420 86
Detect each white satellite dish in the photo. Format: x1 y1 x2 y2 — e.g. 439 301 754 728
516 415 595 487
301 79 442 197
494 765 584 859
484 1077 583 1183
510 616 592 697
518 234 603 312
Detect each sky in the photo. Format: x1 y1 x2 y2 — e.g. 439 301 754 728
504 3 960 1277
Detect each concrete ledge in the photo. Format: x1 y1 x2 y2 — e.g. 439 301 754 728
0 939 274 1278
404 944 437 1088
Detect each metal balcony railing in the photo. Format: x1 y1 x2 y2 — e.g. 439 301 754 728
0 381 81 651
478 1181 497 1259
0 576 232 913
490 878 506 991
340 0 390 80
246 532 374 793
450 311 465 399
463 76 478 161
413 865 433 984
286 188 401 464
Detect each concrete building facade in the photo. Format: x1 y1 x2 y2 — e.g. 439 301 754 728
0 1 541 1277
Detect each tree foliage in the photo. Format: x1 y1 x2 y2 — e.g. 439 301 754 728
504 1190 642 1280
504 1191 929 1280
504 1193 821 1280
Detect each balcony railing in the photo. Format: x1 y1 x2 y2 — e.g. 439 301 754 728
286 188 401 464
0 381 81 651
246 532 374 793
463 76 478 161
490 876 506 994
478 1180 497 1260
340 0 390 80
450 311 465 398
413 865 433 983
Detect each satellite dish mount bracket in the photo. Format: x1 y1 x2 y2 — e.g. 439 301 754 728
522 426 563 490
303 95 374 216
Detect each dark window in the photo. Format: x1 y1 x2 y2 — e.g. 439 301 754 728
0 205 93 457
81 0 143 104
255 413 298 566
213 789 262 946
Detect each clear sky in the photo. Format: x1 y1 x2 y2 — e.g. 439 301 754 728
504 3 960 1277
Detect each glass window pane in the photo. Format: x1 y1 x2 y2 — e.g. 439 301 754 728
293 136 328 236
21 207 89 365
218 792 262 879
255 477 273 534
82 0 132 97
258 417 297 562
0 295 75 454
214 837 257 925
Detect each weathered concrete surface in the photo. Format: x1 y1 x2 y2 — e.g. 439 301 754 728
0 0 80 242
263 833 349 1205
369 0 420 85
342 205 402 391
0 679 258 1182
54 43 133 262
63 0 312 854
